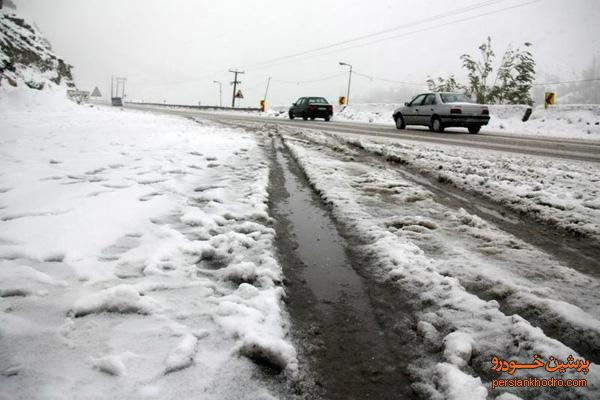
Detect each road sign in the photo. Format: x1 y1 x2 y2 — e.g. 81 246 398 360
544 92 555 109
338 96 346 106
91 86 102 97
259 99 266 112
235 89 244 99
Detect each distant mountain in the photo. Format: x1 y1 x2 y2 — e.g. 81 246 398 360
0 6 74 89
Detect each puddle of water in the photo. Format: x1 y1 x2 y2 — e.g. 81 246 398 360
276 147 366 308
267 137 416 399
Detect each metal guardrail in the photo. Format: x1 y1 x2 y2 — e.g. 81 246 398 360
125 101 261 112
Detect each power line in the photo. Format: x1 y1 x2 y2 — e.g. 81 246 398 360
242 0 509 71
271 72 347 84
126 0 541 91
354 70 600 88
353 71 427 86
244 0 542 73
125 0 496 87
532 78 600 86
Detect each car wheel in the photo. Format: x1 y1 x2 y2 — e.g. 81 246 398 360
468 124 481 134
432 117 444 133
324 116 331 122
289 112 295 120
310 117 315 121
394 114 405 130
302 115 308 121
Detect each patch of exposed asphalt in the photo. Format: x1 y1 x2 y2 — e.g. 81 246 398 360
264 132 421 400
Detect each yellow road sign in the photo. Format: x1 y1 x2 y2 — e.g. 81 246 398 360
338 96 346 106
544 92 555 109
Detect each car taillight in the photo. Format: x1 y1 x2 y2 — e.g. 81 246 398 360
482 108 489 115
308 105 316 111
450 108 462 114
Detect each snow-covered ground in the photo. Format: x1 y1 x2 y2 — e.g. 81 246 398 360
322 130 600 242
0 87 296 399
3 83 599 399
276 127 599 399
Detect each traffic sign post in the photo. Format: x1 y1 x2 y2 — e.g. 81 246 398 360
544 92 555 109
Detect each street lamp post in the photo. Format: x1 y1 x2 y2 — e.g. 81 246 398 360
213 80 222 107
339 62 353 106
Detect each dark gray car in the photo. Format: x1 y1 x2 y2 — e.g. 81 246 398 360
289 97 333 121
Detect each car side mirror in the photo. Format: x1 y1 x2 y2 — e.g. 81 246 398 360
292 103 297 106
404 102 409 106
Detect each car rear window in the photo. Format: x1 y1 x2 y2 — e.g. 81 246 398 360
440 93 473 103
308 97 328 104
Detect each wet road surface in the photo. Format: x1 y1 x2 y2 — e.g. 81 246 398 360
126 104 600 163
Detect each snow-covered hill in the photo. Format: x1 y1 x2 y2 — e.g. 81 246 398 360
0 6 74 89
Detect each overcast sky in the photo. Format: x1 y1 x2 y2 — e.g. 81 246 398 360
13 0 600 106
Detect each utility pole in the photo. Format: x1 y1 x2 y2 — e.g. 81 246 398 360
263 77 271 103
339 62 353 106
213 80 222 107
229 69 244 108
112 77 126 97
110 76 126 106
115 77 127 98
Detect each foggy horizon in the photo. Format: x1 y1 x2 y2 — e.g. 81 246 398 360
12 0 600 106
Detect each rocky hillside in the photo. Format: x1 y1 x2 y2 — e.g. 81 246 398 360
0 6 74 89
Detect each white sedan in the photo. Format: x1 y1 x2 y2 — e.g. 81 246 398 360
392 92 490 134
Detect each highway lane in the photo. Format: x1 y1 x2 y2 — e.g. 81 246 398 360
126 104 600 163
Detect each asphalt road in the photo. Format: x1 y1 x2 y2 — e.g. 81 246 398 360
126 104 600 163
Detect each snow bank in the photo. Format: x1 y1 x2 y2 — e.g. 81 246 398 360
0 84 77 113
0 86 295 399
335 103 397 124
487 104 600 138
324 131 600 241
